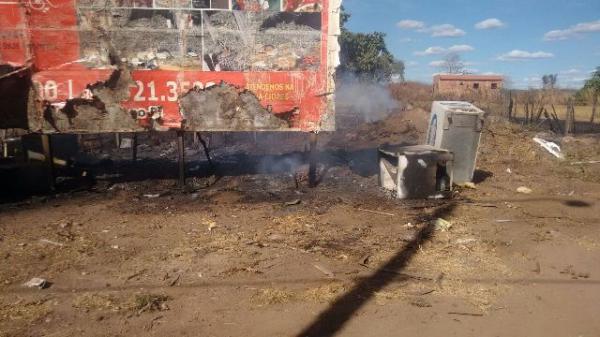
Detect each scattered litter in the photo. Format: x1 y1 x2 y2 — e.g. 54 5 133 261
143 194 161 199
455 238 477 245
506 168 512 174
533 137 564 159
284 199 301 206
458 182 477 189
360 255 371 265
168 274 181 287
23 277 49 289
39 239 64 247
313 263 334 278
357 208 395 217
58 221 72 229
403 222 415 229
448 311 484 317
570 160 600 165
204 219 218 232
111 245 119 249
516 186 533 194
267 234 284 242
134 294 170 314
409 297 432 308
126 269 147 281
560 265 591 279
119 138 133 149
495 219 513 223
434 218 453 231
578 272 591 279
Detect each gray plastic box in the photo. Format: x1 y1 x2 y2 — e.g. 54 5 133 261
378 145 454 199
426 101 485 183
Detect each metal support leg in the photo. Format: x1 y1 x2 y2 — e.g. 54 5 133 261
308 132 318 188
1 130 6 158
132 133 138 162
41 134 55 191
196 132 214 171
177 130 186 188
115 133 121 149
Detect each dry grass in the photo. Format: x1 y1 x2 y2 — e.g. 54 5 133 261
408 232 513 310
366 214 513 311
251 288 296 305
302 283 347 303
271 215 316 234
513 104 596 123
389 82 432 110
72 292 170 313
251 282 348 306
72 292 125 312
0 298 52 324
374 282 434 305
133 294 170 313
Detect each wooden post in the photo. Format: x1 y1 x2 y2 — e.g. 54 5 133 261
177 130 186 188
41 134 55 191
0 130 5 158
565 100 576 136
591 94 597 124
507 91 514 121
132 133 138 161
308 132 318 188
115 133 121 149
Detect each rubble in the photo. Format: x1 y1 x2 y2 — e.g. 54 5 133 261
23 277 49 289
434 218 453 231
516 186 533 194
179 84 291 130
313 263 334 278
533 136 564 159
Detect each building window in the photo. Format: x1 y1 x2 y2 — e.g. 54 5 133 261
473 83 480 89
491 83 498 89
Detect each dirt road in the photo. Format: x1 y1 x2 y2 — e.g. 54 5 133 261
1 116 600 337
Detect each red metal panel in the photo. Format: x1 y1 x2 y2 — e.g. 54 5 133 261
0 0 339 133
0 3 29 66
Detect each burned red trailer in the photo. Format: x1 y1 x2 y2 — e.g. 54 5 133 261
0 0 341 133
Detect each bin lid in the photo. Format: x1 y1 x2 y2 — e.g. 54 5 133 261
433 101 485 116
379 144 452 157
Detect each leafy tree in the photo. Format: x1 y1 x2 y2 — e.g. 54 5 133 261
338 8 404 82
579 67 600 123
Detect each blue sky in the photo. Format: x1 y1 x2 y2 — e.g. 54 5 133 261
343 0 600 89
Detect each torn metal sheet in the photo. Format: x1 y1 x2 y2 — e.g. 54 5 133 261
0 0 341 133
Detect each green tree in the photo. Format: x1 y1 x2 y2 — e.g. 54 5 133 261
338 8 404 82
580 67 600 123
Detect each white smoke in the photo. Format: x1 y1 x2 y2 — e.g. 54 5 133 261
335 75 401 123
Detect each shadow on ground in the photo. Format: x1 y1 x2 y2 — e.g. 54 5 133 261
293 202 458 337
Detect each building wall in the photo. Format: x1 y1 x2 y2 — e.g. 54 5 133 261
434 77 503 98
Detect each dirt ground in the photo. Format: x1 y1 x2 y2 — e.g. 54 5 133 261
1 109 600 337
